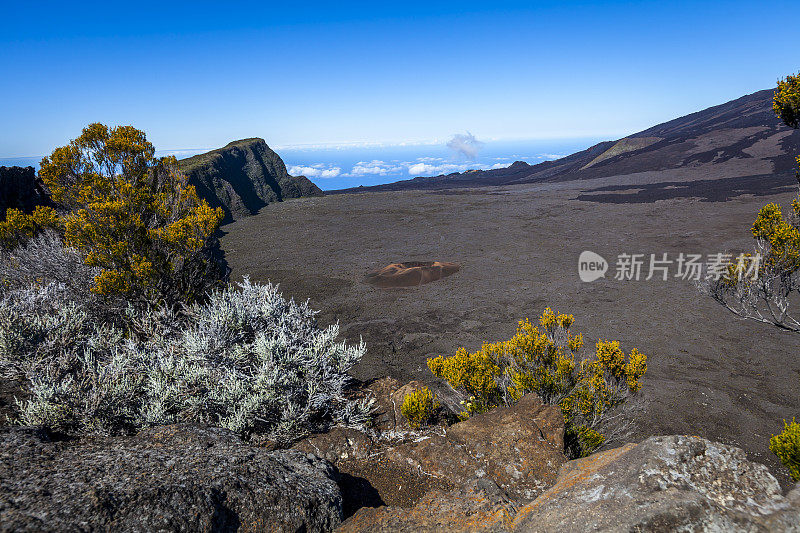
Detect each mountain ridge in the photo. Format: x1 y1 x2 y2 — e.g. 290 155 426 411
179 138 322 223
331 88 800 196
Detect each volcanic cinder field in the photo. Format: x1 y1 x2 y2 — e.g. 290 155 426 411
220 168 800 486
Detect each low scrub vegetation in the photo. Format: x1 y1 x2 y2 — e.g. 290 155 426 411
771 419 800 482
703 73 800 481
705 74 800 332
400 387 439 429
0 245 370 442
0 123 371 444
0 123 224 307
428 308 647 458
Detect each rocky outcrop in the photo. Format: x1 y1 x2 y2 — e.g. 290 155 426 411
341 435 800 532
510 435 800 532
6 375 799 532
0 166 51 217
383 393 566 502
294 390 566 519
0 424 343 533
178 138 322 223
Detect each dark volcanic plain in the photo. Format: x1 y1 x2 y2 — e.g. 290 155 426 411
222 88 800 486
221 171 800 489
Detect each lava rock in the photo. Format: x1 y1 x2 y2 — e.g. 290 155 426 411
338 478 517 533
0 166 52 217
0 424 343 532
179 138 322 223
341 434 800 532
510 435 800 532
383 393 566 502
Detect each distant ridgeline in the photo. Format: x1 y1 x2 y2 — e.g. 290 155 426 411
178 138 323 223
0 139 322 226
0 166 52 217
333 88 800 194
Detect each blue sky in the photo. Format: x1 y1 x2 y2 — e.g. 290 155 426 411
1 1 798 158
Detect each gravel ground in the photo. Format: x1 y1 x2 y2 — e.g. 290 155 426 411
220 172 800 488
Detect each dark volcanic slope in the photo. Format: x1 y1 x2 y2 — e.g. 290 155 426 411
179 138 322 222
0 166 52 217
333 89 800 195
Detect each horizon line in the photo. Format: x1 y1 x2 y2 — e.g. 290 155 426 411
0 133 623 161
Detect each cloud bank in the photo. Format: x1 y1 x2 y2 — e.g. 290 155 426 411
288 164 342 178
349 160 404 176
285 137 570 182
289 157 525 180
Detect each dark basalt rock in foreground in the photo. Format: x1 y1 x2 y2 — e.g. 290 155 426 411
3 382 800 532
0 166 52 217
0 425 343 533
179 138 322 223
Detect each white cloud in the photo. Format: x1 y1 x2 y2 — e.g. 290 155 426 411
447 132 484 159
407 162 473 176
406 160 512 176
286 149 558 181
156 149 210 158
289 165 341 178
348 160 404 176
407 162 438 175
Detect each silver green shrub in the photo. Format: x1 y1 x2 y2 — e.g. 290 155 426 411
0 237 370 443
0 231 99 300
139 278 370 442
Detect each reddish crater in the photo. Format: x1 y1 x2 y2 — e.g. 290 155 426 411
365 261 460 288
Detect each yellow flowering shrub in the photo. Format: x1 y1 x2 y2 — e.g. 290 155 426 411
706 74 800 479
428 308 647 457
733 73 800 282
750 201 800 271
400 387 440 429
427 345 503 415
1 123 224 304
0 206 61 249
774 73 800 129
746 75 800 277
770 419 800 482
708 74 800 333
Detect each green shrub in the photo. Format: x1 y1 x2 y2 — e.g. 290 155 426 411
428 308 647 458
401 387 439 429
770 419 800 481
